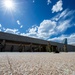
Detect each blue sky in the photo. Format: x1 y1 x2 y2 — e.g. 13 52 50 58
0 0 75 44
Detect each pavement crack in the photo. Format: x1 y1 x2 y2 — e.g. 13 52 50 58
6 54 13 75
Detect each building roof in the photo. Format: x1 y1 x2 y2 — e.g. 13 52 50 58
1 32 75 47
0 32 49 45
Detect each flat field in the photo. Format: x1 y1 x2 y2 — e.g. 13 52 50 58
0 52 75 75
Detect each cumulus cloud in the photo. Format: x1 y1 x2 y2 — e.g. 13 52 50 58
37 16 72 39
21 20 56 39
56 19 72 33
52 9 74 21
48 35 67 43
20 25 23 28
47 0 51 5
23 9 74 40
0 24 2 31
3 27 6 31
21 25 38 38
4 28 20 34
38 20 56 39
17 20 20 25
17 20 23 28
0 24 2 28
0 23 21 35
52 0 63 13
52 9 68 21
48 33 75 44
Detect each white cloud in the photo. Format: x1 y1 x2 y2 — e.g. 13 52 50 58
48 35 67 43
21 25 38 38
0 29 1 31
56 19 72 33
0 24 2 28
37 17 72 39
4 28 20 34
3 27 6 31
20 25 23 28
52 0 63 13
23 9 75 40
38 20 56 39
47 0 51 5
17 20 23 28
28 25 38 34
17 20 20 25
48 33 75 44
52 9 68 21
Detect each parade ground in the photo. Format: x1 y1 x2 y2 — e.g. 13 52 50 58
0 52 75 75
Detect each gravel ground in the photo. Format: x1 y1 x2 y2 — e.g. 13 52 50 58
0 52 75 75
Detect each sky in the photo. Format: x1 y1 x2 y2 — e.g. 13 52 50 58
0 0 75 44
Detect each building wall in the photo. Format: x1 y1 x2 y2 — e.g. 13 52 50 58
67 45 75 52
0 41 75 52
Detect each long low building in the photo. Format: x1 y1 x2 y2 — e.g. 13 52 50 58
0 32 75 52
